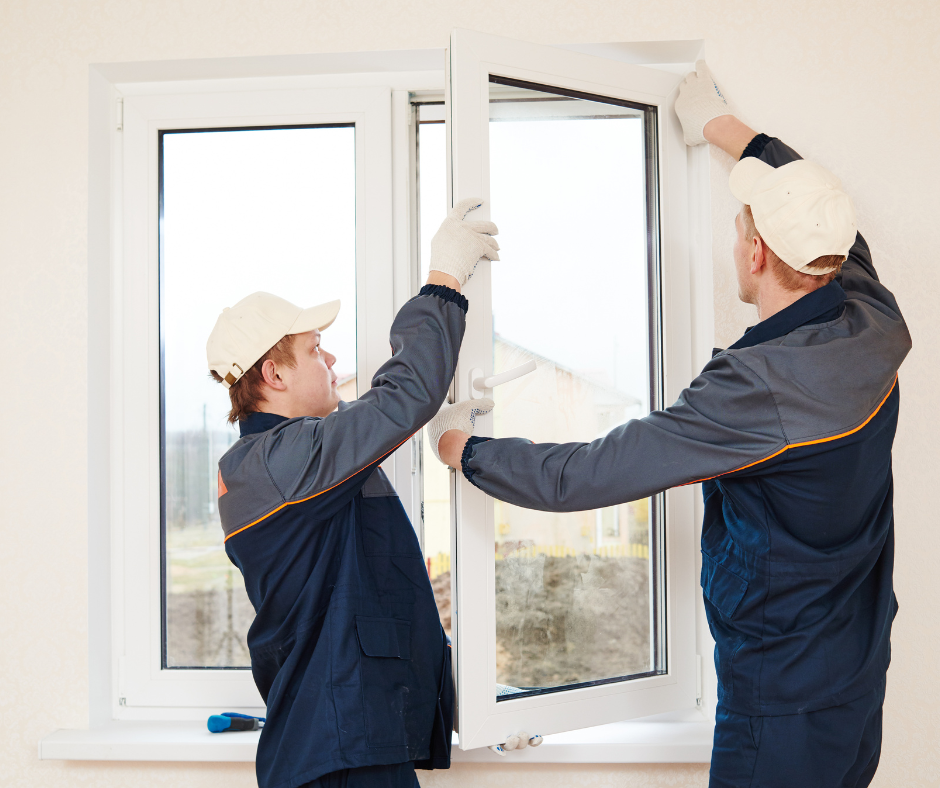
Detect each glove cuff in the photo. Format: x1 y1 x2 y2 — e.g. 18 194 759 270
429 257 479 287
427 406 469 462
683 102 733 146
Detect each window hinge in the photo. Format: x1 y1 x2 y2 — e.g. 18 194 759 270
695 654 703 707
116 98 123 131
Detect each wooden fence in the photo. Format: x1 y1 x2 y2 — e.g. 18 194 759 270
425 543 649 580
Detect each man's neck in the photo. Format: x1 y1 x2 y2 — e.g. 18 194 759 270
755 285 816 323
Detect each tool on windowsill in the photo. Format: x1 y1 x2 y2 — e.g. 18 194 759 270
208 712 266 733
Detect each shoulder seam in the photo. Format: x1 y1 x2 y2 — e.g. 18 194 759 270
260 432 288 504
723 351 790 445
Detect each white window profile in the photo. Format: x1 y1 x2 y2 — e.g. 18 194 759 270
116 82 399 714
447 29 700 749
75 40 715 756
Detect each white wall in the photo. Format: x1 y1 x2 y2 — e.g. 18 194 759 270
2 1 937 786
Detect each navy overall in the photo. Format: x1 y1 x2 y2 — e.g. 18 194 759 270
219 286 465 788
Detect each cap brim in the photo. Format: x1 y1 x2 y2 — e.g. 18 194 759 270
287 299 341 335
729 157 774 204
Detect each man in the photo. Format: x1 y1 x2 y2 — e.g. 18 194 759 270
430 63 910 787
207 199 498 788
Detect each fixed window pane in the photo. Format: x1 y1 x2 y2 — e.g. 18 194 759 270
487 79 664 700
160 126 357 668
415 106 452 636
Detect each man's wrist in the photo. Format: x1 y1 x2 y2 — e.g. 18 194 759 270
703 115 759 160
439 429 470 469
426 271 461 293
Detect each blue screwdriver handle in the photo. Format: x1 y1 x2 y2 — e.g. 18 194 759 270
208 712 266 733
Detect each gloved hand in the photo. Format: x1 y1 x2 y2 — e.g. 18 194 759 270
488 732 544 756
674 60 732 147
430 197 499 286
426 398 495 463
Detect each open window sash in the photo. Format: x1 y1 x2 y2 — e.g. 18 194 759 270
446 29 699 749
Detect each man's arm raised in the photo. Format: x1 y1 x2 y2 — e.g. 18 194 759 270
263 199 498 506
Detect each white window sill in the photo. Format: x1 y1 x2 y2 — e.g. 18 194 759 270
39 720 713 764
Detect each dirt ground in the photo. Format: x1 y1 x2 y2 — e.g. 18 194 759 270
430 554 653 690
167 552 651 688
494 553 652 689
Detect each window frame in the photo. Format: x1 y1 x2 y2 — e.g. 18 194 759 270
86 44 716 745
113 80 405 715
446 29 700 749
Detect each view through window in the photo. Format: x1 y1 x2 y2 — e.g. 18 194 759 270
417 83 664 701
160 125 357 668
486 79 662 699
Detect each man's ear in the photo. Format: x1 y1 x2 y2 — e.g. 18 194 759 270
261 359 287 390
750 236 767 276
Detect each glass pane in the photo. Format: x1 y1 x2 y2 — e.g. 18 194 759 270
415 107 452 637
161 126 357 667
487 79 661 699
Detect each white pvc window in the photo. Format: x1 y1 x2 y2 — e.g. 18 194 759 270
102 41 707 739
117 85 393 711
447 29 699 749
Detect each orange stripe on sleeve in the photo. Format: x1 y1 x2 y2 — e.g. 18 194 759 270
684 375 898 487
223 432 416 542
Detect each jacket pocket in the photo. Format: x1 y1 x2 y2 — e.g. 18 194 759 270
356 616 412 659
356 616 413 748
701 554 748 620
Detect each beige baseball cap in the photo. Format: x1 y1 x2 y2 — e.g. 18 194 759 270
729 157 857 274
207 292 340 388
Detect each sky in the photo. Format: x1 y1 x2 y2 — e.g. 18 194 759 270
419 98 652 418
163 96 653 437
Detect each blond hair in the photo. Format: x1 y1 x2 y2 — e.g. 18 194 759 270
742 205 844 292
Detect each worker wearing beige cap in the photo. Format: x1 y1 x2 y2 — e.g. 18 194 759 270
207 200 497 788
430 63 910 788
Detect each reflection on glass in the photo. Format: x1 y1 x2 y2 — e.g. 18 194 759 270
416 108 453 636
161 126 357 667
488 80 659 698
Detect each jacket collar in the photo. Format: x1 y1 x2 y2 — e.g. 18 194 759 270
239 411 289 437
728 280 846 352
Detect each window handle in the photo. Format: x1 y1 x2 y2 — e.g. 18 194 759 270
469 360 537 399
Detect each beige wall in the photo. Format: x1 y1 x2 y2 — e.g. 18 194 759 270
2 1 937 786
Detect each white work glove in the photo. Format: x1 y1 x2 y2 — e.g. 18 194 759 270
426 398 495 464
430 197 499 286
674 60 732 147
489 732 544 756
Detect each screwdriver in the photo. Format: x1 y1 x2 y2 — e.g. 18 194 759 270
207 712 266 733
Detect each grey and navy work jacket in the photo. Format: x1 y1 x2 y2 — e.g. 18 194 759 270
462 136 911 718
217 285 465 788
